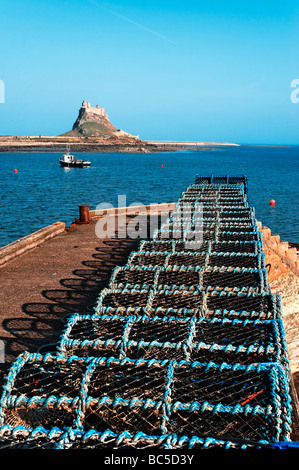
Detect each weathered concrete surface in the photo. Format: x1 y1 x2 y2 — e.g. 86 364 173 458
0 222 66 267
89 202 175 220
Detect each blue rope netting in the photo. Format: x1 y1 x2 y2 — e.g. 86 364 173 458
0 176 295 449
57 314 289 368
107 265 270 293
0 355 293 443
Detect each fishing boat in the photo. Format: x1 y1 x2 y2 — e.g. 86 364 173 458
59 147 91 168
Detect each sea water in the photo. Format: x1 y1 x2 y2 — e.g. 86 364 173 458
0 145 298 248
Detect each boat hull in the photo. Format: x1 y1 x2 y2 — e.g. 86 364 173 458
59 161 90 168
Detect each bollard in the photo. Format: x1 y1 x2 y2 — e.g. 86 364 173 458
78 204 90 224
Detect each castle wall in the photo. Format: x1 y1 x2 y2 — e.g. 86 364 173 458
81 101 108 118
84 106 107 118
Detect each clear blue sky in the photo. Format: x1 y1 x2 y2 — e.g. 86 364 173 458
0 0 298 144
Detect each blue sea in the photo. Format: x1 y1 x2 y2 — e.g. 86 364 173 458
0 145 298 248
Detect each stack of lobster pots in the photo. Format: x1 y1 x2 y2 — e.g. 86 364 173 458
0 176 294 449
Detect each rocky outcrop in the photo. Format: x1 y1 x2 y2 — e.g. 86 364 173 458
62 100 139 139
71 102 117 136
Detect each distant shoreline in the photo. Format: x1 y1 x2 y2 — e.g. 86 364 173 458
0 143 186 153
0 139 235 153
0 137 294 153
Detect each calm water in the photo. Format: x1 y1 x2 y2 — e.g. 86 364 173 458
0 145 298 247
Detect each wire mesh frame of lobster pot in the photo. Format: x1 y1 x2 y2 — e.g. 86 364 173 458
201 267 270 294
205 292 282 321
126 251 209 269
208 253 265 270
154 227 217 242
109 265 202 292
138 240 264 258
210 241 263 254
138 239 211 253
93 285 282 320
0 354 292 444
57 314 290 368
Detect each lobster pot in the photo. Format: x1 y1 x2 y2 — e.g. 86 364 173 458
94 287 151 312
217 231 262 242
164 219 218 232
163 221 259 237
138 239 211 253
218 223 259 233
109 266 159 290
171 207 254 221
57 314 289 368
93 286 282 321
108 266 269 294
175 197 248 207
126 251 169 267
154 223 262 243
172 206 219 218
127 251 208 269
110 265 200 291
0 354 292 444
194 175 248 193
210 241 263 254
219 209 255 221
208 253 265 269
155 228 217 242
138 239 264 256
201 267 269 293
205 292 282 320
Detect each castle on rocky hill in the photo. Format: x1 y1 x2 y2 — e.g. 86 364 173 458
60 100 139 139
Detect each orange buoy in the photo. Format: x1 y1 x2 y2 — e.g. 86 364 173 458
161 164 164 167
270 199 275 206
14 169 18 173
